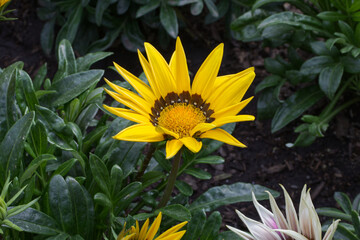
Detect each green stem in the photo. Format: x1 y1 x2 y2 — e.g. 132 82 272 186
157 149 182 209
135 143 156 181
321 97 360 124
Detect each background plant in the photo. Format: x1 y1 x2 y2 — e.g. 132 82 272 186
231 0 360 146
37 0 242 56
317 192 360 240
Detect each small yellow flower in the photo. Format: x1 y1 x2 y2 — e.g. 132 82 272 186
104 37 255 159
0 0 10 8
118 212 187 240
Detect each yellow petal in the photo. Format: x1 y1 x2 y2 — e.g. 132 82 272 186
179 137 202 153
113 124 165 142
103 105 150 123
157 126 180 139
209 71 255 111
113 62 156 104
104 88 149 118
105 79 152 112
145 42 176 97
211 97 253 119
169 37 190 93
192 43 223 101
156 221 187 238
156 231 186 240
213 67 254 89
145 212 162 240
200 128 246 148
138 50 161 99
190 122 216 136
139 219 150 240
211 115 255 127
166 139 183 159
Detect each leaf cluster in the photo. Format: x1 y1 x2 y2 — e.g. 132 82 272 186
231 0 360 146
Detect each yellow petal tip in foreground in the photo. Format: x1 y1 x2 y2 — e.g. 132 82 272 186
105 37 254 157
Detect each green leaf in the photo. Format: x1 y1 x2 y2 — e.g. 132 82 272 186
76 52 113 72
338 20 355 44
45 70 104 107
190 1 203 15
160 204 191 221
194 155 224 164
49 175 75 233
340 56 360 74
17 70 39 111
94 192 112 208
264 58 286 75
258 12 329 37
292 131 317 147
182 210 206 240
0 112 34 184
160 3 178 39
142 171 166 188
41 20 55 56
35 105 68 133
200 211 221 240
231 9 269 31
271 86 324 133
351 210 360 237
334 192 353 214
319 63 344 99
53 39 77 83
20 154 56 185
300 56 334 75
75 104 99 132
257 86 282 120
136 0 160 18
217 231 242 240
190 182 279 212
255 75 283 94
55 5 83 48
33 63 48 90
337 224 359 240
110 164 123 195
7 197 39 217
175 180 193 196
89 154 111 197
66 177 94 238
52 158 78 177
117 0 130 14
82 126 107 153
114 182 142 214
0 61 23 134
204 0 218 18
317 11 347 21
185 168 211 180
95 0 112 25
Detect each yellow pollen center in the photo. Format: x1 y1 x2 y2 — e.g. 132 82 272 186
158 103 206 138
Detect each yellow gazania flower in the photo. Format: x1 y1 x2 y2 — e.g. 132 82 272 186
118 212 187 240
0 0 10 7
104 37 255 159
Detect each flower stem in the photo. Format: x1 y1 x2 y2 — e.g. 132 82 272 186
135 143 156 181
157 149 182 209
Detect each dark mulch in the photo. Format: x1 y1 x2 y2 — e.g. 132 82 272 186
1 0 360 234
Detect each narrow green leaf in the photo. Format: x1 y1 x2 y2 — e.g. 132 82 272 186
45 70 104 107
117 0 130 14
340 56 360 73
94 192 112 208
49 175 74 233
7 197 39 217
337 224 359 240
200 211 221 240
319 63 344 99
351 210 360 237
76 52 113 72
160 3 178 38
184 168 212 180
194 155 224 164
182 210 206 240
89 154 111 197
255 75 283 94
95 0 112 25
190 1 203 15
2 219 23 231
114 182 142 213
160 204 191 221
20 154 56 185
300 56 334 75
338 20 355 44
204 0 218 18
17 70 39 111
217 231 242 240
66 177 94 238
41 19 55 56
75 103 99 132
175 180 193 196
9 207 60 235
82 126 107 153
136 0 160 18
334 192 353 214
190 182 279 212
0 112 34 184
52 158 78 177
54 39 77 84
317 11 347 21
35 105 69 133
33 63 48 90
110 164 123 195
271 86 324 133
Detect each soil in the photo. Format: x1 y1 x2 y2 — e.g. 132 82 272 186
1 0 360 235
